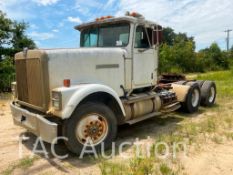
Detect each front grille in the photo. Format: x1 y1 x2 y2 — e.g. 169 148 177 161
15 59 28 102
15 57 45 110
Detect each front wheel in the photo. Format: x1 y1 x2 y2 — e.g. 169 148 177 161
63 102 117 155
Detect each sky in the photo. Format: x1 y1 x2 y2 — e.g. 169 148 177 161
0 0 233 50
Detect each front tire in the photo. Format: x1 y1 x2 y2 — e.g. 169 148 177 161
63 102 117 155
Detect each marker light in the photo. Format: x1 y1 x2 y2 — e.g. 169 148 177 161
63 79 70 87
95 16 114 21
106 15 113 19
125 11 144 18
131 12 137 17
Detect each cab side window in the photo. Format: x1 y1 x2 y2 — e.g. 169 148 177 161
81 28 98 47
134 26 150 48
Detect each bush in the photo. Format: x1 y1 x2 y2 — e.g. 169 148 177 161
159 41 197 73
0 57 15 92
159 41 230 74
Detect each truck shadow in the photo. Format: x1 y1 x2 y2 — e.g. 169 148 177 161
21 110 204 173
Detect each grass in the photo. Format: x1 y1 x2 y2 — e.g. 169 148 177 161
1 156 40 175
0 93 12 100
211 135 223 144
224 117 233 129
99 161 128 175
159 163 176 175
129 157 154 175
224 132 233 140
99 157 180 175
196 68 233 97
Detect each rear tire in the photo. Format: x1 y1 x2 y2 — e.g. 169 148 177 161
181 82 201 113
195 80 204 88
63 102 117 155
200 81 216 107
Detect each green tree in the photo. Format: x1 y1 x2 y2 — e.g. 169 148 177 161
162 27 176 46
0 10 36 92
197 48 215 71
12 22 36 53
160 27 196 73
230 46 233 65
209 43 222 65
162 27 195 46
0 11 12 46
0 10 36 58
0 56 15 92
160 27 230 73
159 40 196 73
199 43 229 70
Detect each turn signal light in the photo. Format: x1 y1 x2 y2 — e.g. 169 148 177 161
63 79 70 87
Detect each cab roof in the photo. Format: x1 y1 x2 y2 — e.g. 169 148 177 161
75 16 161 31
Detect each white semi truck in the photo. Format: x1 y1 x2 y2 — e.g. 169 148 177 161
10 12 216 155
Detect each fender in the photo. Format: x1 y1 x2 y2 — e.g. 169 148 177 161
51 84 126 119
171 83 190 102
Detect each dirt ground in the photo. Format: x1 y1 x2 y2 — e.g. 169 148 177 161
0 98 233 175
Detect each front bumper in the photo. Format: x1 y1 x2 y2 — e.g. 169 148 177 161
10 102 58 143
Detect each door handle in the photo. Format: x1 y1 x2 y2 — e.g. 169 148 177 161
138 48 150 52
138 49 146 52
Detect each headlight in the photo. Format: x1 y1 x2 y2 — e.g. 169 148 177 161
52 91 62 110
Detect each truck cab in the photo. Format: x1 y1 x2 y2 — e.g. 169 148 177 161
10 12 216 155
77 13 162 90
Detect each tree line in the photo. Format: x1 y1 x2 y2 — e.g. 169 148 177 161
0 11 36 92
159 27 233 73
0 10 233 92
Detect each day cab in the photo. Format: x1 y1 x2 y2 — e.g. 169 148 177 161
10 12 216 155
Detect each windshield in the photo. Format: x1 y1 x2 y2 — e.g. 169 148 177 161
80 23 130 47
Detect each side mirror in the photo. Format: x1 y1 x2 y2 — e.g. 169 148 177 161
153 26 163 45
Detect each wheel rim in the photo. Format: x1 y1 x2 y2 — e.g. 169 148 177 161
209 87 215 103
75 114 108 146
191 89 199 107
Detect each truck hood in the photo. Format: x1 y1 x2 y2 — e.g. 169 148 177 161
44 47 127 89
15 47 127 111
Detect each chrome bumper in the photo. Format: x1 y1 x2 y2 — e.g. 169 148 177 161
10 102 58 143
